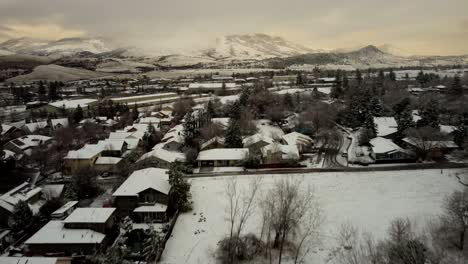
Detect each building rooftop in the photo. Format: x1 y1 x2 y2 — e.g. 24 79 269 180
373 117 398 137
138 143 186 163
49 99 97 110
113 168 170 196
25 221 106 245
63 208 116 224
197 148 249 161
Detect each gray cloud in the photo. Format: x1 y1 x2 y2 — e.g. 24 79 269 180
0 0 467 55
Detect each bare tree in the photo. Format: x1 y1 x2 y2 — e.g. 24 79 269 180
441 189 468 251
263 177 317 264
224 176 262 263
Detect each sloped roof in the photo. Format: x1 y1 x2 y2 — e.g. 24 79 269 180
197 148 249 161
113 168 170 196
374 117 398 137
138 143 186 163
25 221 105 244
63 208 116 224
370 137 404 154
282 132 313 146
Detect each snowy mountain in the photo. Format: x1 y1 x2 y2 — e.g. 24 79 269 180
7 64 106 83
0 37 113 58
200 34 317 60
0 48 14 56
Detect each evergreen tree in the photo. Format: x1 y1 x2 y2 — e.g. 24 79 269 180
225 119 243 148
396 108 414 138
296 73 304 86
72 104 84 123
342 72 349 92
9 200 33 233
283 93 294 109
183 111 199 147
38 81 46 100
449 75 463 95
377 69 385 86
363 113 377 136
142 123 158 152
131 103 139 121
356 69 363 85
143 225 164 262
418 99 440 128
168 163 192 214
369 97 383 116
388 69 396 81
239 87 250 106
48 82 58 100
331 72 343 99
312 87 320 99
206 100 215 121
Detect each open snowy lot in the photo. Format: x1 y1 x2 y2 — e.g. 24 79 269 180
161 169 466 264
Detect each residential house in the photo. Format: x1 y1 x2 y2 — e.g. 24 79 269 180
63 144 102 175
22 121 48 133
281 132 313 153
0 182 44 227
25 220 107 256
97 139 127 157
197 148 249 167
402 137 459 159
373 117 398 138
94 156 123 172
137 143 186 168
4 135 53 157
62 208 116 233
161 124 184 151
50 118 69 130
243 133 274 153
261 143 300 165
51 201 79 220
0 257 70 264
200 137 225 151
112 168 171 223
1 124 24 143
369 137 414 162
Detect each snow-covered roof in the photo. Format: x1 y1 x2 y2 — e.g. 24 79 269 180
139 117 161 124
49 99 97 109
211 118 230 128
138 143 186 163
402 137 459 149
370 137 404 154
134 203 167 213
63 208 116 224
51 201 78 217
113 168 170 196
8 135 52 151
373 117 398 137
412 110 421 123
97 139 126 151
50 118 69 128
25 221 106 244
439 125 457 135
64 144 102 160
243 133 274 147
188 83 236 89
23 121 48 132
95 156 122 165
0 257 58 264
261 143 300 160
0 182 42 213
1 124 14 135
282 132 313 146
200 137 225 150
197 148 249 161
110 92 177 102
108 131 132 140
162 124 184 144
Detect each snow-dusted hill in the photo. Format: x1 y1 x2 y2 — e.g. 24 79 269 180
0 49 14 56
0 37 113 58
200 34 318 60
7 64 106 82
96 58 156 73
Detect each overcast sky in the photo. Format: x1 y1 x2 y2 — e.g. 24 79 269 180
0 0 467 55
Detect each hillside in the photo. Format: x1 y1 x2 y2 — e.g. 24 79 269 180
7 64 106 82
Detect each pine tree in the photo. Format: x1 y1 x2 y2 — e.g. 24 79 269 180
38 81 46 100
48 82 58 100
418 99 440 128
183 111 198 147
142 123 158 152
9 200 33 233
143 225 164 262
449 75 463 95
356 69 363 85
131 103 139 121
369 97 383 116
168 163 192 214
396 108 414 138
72 104 84 123
388 69 396 81
225 119 243 148
283 93 293 109
239 87 250 106
363 113 377 136
296 73 304 86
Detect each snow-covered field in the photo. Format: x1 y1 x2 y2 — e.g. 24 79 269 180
161 169 466 264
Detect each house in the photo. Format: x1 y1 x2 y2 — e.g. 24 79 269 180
22 121 49 133
161 124 184 151
211 118 230 130
112 168 170 223
243 133 274 153
51 201 79 220
94 156 123 172
200 137 225 151
197 148 249 167
281 132 313 153
63 144 102 175
47 99 97 112
137 143 186 168
1 124 23 142
0 182 44 227
138 117 161 129
261 143 300 164
373 117 398 138
4 135 53 157
62 208 116 233
188 82 236 90
402 137 459 159
25 220 107 256
97 139 127 157
50 118 69 130
369 137 414 162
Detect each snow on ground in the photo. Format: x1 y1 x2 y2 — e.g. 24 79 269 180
8 64 106 83
161 169 465 264
218 94 240 104
255 119 285 139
